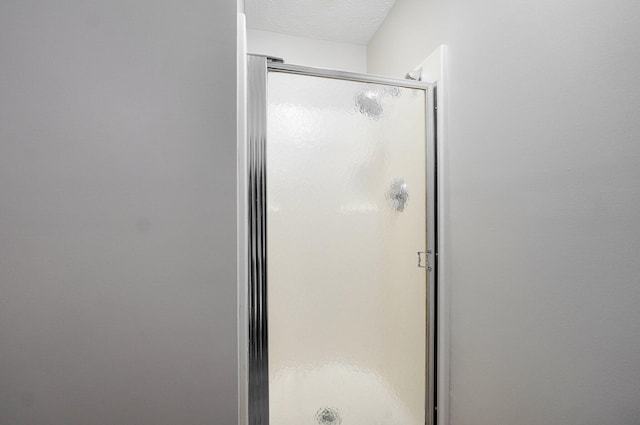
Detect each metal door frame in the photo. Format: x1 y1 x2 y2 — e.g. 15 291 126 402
246 54 438 425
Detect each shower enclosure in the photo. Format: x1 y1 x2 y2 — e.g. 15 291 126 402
247 55 437 425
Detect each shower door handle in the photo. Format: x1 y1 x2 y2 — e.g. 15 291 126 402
418 250 432 271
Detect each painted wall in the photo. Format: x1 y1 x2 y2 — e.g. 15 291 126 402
369 1 640 424
368 0 445 76
0 1 238 424
247 29 367 73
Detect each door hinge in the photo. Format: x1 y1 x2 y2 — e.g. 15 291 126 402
417 250 433 271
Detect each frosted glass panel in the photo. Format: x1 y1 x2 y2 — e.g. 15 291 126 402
267 72 427 425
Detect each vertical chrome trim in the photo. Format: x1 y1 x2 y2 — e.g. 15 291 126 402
425 83 437 425
247 54 269 425
237 13 248 425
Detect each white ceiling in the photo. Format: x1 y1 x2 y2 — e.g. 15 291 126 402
245 0 397 45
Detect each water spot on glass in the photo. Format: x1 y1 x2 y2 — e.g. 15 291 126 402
315 407 342 425
383 86 401 98
355 92 383 120
386 179 409 212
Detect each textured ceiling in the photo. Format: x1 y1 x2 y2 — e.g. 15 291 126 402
245 0 397 45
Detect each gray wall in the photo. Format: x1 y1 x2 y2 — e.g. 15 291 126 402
0 1 237 424
369 0 640 424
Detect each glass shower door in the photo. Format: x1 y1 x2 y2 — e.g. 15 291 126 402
266 71 428 425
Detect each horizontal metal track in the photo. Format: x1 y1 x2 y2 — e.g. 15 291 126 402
267 62 429 90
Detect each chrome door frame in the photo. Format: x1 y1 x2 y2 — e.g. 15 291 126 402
246 54 437 425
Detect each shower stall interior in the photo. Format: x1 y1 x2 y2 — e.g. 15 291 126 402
246 54 437 425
